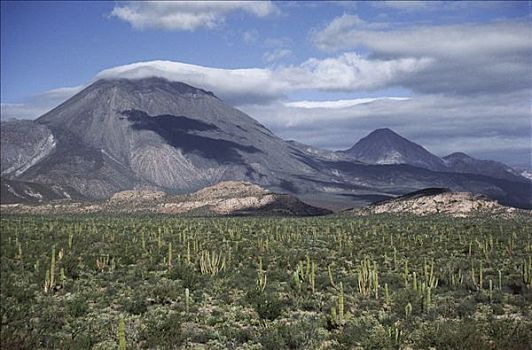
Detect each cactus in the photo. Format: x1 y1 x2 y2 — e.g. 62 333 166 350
358 257 379 298
167 242 172 269
60 268 65 289
118 317 126 350
523 256 531 289
199 250 226 276
310 261 316 294
479 262 484 290
403 260 409 288
424 286 432 311
405 302 412 318
328 264 337 289
185 288 191 313
256 258 267 292
338 282 344 322
68 230 74 250
50 245 56 288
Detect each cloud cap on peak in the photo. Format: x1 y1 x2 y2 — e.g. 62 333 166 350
94 56 430 105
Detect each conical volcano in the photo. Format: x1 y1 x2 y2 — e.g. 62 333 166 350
13 77 320 198
342 128 447 171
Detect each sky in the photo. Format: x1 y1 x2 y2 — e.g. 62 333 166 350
1 1 530 167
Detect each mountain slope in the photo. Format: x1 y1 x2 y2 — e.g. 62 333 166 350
443 152 527 182
340 128 447 171
0 177 82 204
18 78 324 198
1 120 56 177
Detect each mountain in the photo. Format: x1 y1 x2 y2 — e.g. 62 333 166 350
1 77 530 209
1 181 332 216
9 78 333 198
340 128 447 171
443 152 528 182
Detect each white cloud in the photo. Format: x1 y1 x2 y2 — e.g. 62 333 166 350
111 1 279 31
1 55 427 119
284 97 409 109
263 48 293 63
94 55 431 104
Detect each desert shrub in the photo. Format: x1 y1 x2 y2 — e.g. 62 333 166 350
140 312 184 348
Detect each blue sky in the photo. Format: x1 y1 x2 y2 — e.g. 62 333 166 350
1 1 530 166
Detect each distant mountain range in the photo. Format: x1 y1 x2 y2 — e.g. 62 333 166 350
1 77 530 209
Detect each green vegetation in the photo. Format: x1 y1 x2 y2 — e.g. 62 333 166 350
1 214 531 349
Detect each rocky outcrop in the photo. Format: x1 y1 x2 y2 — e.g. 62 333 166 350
110 189 167 203
359 188 526 217
1 181 331 216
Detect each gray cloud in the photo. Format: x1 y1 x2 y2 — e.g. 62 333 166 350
239 90 530 166
312 17 532 96
1 86 83 121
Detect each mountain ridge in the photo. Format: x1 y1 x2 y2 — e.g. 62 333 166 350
1 77 530 209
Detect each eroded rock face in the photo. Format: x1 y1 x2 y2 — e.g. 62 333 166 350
1 120 56 177
110 189 167 203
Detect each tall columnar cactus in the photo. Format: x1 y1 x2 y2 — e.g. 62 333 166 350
185 288 191 313
256 258 267 292
167 242 173 269
328 265 337 289
199 250 226 276
310 261 316 294
405 302 412 318
338 282 344 323
523 256 531 289
358 257 379 298
118 317 126 350
51 245 56 286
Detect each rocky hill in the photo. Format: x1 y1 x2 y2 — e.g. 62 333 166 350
1 181 331 216
357 188 527 217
